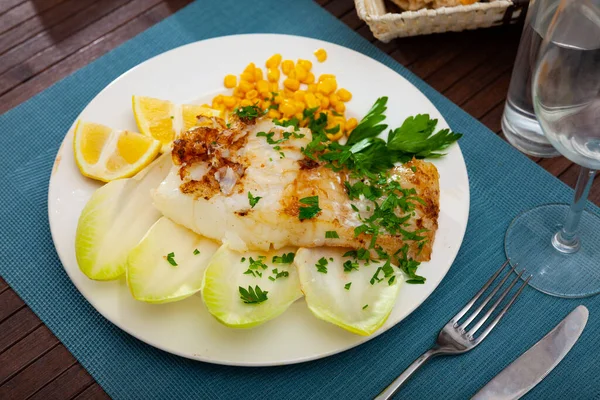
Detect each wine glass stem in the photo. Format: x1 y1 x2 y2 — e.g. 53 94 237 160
552 167 597 253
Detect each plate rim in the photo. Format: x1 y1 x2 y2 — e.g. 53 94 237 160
47 33 470 367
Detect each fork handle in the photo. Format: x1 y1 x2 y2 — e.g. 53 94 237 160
375 347 442 400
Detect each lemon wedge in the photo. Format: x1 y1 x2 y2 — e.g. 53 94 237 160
132 96 220 152
73 120 161 182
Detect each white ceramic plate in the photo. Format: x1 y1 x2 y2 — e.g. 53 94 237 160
48 34 469 366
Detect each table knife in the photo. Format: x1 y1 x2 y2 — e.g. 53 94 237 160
472 305 588 400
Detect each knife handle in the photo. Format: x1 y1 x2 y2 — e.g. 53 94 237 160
375 347 443 400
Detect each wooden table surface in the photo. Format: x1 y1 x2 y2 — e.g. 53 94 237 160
1 0 599 399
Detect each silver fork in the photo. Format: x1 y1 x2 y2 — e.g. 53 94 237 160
376 260 531 400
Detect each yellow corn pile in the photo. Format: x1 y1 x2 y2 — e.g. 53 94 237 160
209 48 357 141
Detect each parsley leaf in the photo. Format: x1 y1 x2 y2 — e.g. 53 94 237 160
234 105 264 122
325 230 339 239
193 249 200 255
239 285 269 304
272 252 295 264
346 97 388 145
298 196 321 220
248 192 262 208
387 114 462 157
166 252 177 266
343 259 359 272
344 282 352 290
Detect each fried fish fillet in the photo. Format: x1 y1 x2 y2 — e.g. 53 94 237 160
153 117 439 261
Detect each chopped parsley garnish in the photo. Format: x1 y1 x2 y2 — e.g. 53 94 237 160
272 252 295 264
363 304 369 310
344 282 352 290
343 259 359 272
325 230 339 239
270 268 290 280
410 166 417 172
298 196 321 220
315 257 328 273
248 192 262 208
395 244 426 284
239 285 268 304
166 252 177 266
370 259 395 285
234 105 264 122
193 249 200 255
242 256 269 278
241 257 246 262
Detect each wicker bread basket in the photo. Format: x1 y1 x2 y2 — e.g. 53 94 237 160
355 0 528 40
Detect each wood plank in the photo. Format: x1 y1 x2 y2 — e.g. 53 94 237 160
29 364 94 400
479 102 505 134
0 0 26 15
0 0 163 95
0 307 42 354
558 164 600 204
0 0 192 113
0 345 76 400
0 0 101 61
0 289 26 323
443 49 514 106
0 277 7 294
461 70 511 118
0 325 59 385
538 156 573 177
340 5 364 30
324 0 356 18
0 0 66 35
73 383 111 400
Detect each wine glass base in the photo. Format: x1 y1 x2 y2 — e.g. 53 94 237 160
505 204 600 298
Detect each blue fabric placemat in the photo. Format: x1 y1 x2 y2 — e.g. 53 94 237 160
1 0 599 398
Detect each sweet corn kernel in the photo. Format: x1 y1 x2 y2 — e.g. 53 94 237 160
297 59 313 71
288 69 297 80
224 74 237 88
283 78 300 91
295 101 305 113
337 88 352 102
304 72 315 84
214 104 226 116
261 91 272 99
279 99 296 117
240 71 255 82
254 68 264 82
213 94 224 104
262 100 271 110
293 112 302 121
294 65 308 82
345 117 358 132
268 109 281 119
334 102 345 113
326 131 344 141
266 54 282 69
267 68 280 83
332 116 346 129
200 103 210 108
305 93 319 109
233 87 245 98
256 79 269 93
238 80 254 93
318 74 335 82
269 82 279 92
273 92 283 104
317 78 337 95
223 96 236 108
246 89 258 100
293 91 306 102
314 48 327 63
211 99 220 109
243 62 256 74
320 96 330 109
307 83 317 92
240 99 254 107
281 60 294 75
329 93 340 107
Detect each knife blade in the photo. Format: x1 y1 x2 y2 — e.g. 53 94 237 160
472 305 588 400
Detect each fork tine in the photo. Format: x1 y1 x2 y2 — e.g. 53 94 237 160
468 269 526 336
459 266 514 330
452 260 510 323
474 275 531 344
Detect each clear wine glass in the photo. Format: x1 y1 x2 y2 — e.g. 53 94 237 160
505 0 600 298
